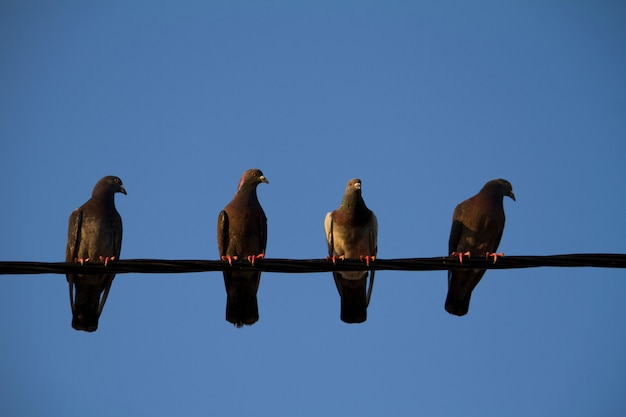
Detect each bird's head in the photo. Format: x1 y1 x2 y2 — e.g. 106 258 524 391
346 178 362 193
93 176 127 197
238 168 269 191
484 178 515 201
339 178 364 208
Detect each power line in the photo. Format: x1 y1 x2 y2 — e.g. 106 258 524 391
1 253 625 275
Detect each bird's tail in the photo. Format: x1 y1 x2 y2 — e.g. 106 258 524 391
445 270 485 316
334 273 368 324
224 272 260 328
444 292 471 316
68 274 114 332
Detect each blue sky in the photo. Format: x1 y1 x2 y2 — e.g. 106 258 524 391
1 1 625 416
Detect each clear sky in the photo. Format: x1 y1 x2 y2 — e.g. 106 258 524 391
1 1 625 416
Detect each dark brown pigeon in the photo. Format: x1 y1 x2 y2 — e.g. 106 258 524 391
217 168 268 328
446 178 515 316
65 176 126 332
324 178 378 324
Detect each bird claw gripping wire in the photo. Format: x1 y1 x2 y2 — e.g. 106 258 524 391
451 251 471 263
359 255 375 267
247 254 264 266
99 256 116 267
326 255 345 265
486 252 504 264
221 255 238 266
74 257 90 265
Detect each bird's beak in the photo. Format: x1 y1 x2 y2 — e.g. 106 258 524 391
260 176 269 184
354 182 361 190
508 191 515 201
119 186 127 195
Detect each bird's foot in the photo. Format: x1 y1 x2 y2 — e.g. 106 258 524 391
326 255 345 265
359 255 376 267
99 256 116 267
247 253 264 266
451 251 471 263
221 255 238 266
486 252 504 264
74 257 90 265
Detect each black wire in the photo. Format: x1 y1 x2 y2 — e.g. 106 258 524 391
1 254 625 275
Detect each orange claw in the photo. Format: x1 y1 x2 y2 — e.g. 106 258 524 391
325 255 345 265
99 256 116 267
486 252 504 264
247 253 264 266
359 255 376 267
451 251 471 263
74 257 90 265
221 255 238 266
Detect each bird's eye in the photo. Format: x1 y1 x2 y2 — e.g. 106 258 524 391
114 178 120 184
252 172 257 177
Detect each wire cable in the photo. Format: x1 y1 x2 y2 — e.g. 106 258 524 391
1 253 625 275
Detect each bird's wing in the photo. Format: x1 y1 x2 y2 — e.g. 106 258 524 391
259 211 268 255
217 210 229 257
448 204 464 254
324 211 334 256
66 208 82 263
369 212 378 256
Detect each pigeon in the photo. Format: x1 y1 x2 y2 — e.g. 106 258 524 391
65 176 126 332
446 178 515 316
324 178 378 324
217 168 268 328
